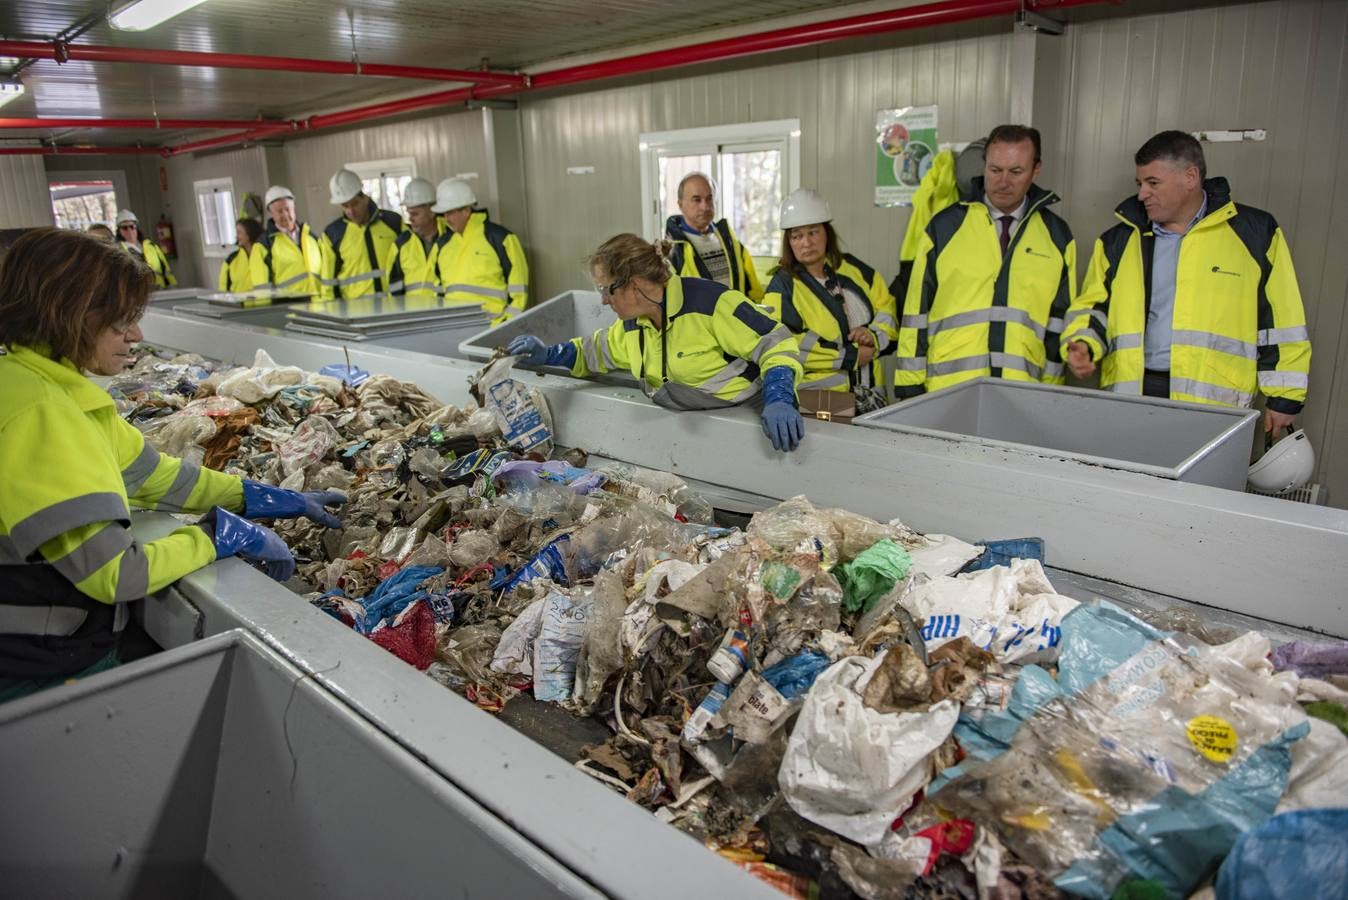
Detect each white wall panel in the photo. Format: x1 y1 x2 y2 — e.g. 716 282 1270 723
0 156 55 229
164 146 271 287
1050 0 1348 506
279 111 490 237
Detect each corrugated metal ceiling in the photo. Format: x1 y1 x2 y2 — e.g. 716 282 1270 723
0 0 844 148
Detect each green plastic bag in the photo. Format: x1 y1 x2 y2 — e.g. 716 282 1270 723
837 539 912 613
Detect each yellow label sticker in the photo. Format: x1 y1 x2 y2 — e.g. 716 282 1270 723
1187 715 1238 763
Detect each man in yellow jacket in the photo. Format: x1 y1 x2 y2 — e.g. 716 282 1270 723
433 178 529 323
663 172 764 300
1063 131 1311 435
384 177 446 305
896 125 1076 398
115 210 175 288
250 185 324 295
320 168 404 300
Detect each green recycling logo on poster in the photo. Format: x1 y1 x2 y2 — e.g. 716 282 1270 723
875 106 938 207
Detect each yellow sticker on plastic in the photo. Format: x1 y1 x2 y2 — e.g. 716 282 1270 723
1186 715 1238 763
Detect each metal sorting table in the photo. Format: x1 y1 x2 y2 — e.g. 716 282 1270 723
284 295 492 343
0 629 619 900
90 308 1348 898
855 378 1260 491
148 286 212 304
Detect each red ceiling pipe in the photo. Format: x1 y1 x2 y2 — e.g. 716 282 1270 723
168 0 1113 155
164 122 297 156
0 116 284 130
531 0 1109 90
0 39 524 87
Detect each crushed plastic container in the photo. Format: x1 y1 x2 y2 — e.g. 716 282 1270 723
855 378 1259 490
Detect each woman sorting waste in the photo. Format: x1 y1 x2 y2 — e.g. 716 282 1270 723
507 233 807 452
0 229 347 700
763 188 898 413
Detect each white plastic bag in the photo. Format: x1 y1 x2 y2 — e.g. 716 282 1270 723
534 590 591 702
903 558 1078 665
476 355 553 452
778 654 959 845
1277 718 1348 813
490 597 546 677
215 349 305 403
906 533 983 580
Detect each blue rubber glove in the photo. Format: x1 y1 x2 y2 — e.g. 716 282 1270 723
760 366 805 452
506 334 578 368
242 479 346 529
199 507 296 582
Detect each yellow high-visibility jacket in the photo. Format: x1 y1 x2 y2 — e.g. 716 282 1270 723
250 222 324 295
1061 178 1310 413
217 246 254 293
435 211 529 321
384 221 448 304
0 345 243 677
896 182 1076 398
664 216 764 300
319 199 403 300
569 276 802 403
762 255 898 392
892 149 959 303
121 239 176 288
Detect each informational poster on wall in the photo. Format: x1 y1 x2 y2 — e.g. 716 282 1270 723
874 106 938 206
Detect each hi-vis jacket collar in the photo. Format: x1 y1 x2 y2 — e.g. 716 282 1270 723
1113 176 1236 234
5 345 113 413
965 177 1062 221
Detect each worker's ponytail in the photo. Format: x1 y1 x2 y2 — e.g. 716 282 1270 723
587 233 673 289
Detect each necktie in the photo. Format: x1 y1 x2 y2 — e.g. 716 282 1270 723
999 215 1014 255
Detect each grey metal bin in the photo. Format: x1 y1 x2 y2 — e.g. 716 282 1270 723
0 630 597 900
854 378 1259 490
458 289 610 361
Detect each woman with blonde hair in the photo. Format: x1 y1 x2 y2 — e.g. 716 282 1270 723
507 233 806 451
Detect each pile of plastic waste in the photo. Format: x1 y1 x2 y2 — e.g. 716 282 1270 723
111 347 1348 900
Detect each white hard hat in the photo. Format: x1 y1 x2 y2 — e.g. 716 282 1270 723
401 177 436 209
264 185 294 208
116 209 138 226
432 177 475 214
779 188 831 230
1247 428 1315 494
329 168 364 205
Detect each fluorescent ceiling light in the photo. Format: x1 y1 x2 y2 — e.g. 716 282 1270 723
0 81 25 111
109 0 211 32
0 57 20 68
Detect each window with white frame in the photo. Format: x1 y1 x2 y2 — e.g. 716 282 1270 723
345 157 417 211
194 177 237 259
639 119 800 258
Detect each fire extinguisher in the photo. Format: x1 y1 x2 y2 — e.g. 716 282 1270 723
156 215 177 260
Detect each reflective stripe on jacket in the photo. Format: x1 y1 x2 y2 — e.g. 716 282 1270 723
664 216 764 300
435 210 530 320
897 182 1076 397
250 222 324 295
218 246 254 293
384 221 448 303
1061 177 1310 413
0 346 243 677
319 199 404 299
568 276 802 404
763 254 898 392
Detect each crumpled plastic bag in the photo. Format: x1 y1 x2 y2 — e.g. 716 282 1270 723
140 414 216 464
437 623 503 685
491 596 547 677
1276 717 1348 813
277 415 342 476
1271 640 1348 679
1215 808 1348 900
748 495 919 569
448 529 498 569
932 601 1311 900
837 539 913 613
573 568 628 713
534 589 592 702
778 654 960 845
472 354 553 453
902 558 1078 665
215 349 305 403
906 533 983 580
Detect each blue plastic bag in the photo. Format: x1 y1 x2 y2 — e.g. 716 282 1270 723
959 537 1045 573
1216 808 1348 900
